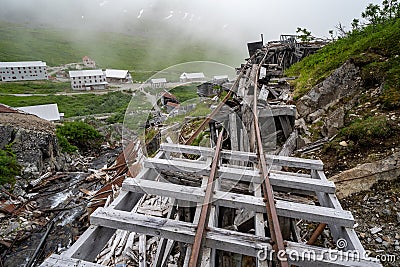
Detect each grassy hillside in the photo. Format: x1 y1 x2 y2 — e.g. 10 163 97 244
0 22 240 81
0 91 132 118
286 18 400 105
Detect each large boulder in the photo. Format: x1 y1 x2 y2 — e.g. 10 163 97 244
0 113 67 180
296 61 363 117
330 151 400 199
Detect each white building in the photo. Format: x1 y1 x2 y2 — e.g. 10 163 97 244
150 78 167 88
69 70 108 90
0 61 48 82
17 103 62 122
212 75 229 83
179 72 206 83
82 56 96 68
104 69 132 83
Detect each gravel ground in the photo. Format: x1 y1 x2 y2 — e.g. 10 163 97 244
341 178 400 266
0 113 55 134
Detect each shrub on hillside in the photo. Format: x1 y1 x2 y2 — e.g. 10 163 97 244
56 121 103 152
0 145 21 186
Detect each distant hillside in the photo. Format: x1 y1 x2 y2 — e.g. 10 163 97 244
287 18 400 106
0 22 241 80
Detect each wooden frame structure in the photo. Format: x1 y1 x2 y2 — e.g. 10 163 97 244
41 35 381 267
40 144 381 266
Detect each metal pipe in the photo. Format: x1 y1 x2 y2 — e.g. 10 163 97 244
306 223 327 245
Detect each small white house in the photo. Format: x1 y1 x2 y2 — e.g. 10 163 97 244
150 78 167 88
69 70 108 90
17 103 62 122
104 69 132 83
179 72 206 83
82 56 96 68
0 61 48 82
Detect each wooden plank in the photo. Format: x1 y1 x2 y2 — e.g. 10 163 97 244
258 105 296 118
143 158 333 193
122 179 353 227
90 207 272 257
40 254 105 267
159 143 324 170
153 201 177 267
254 182 268 267
278 116 289 138
138 235 146 267
90 208 378 266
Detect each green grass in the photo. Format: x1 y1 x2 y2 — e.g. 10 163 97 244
165 101 211 125
0 91 132 117
169 84 200 103
0 81 71 94
0 22 240 82
339 116 393 145
286 18 400 100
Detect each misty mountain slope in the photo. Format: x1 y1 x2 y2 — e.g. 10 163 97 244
0 22 241 77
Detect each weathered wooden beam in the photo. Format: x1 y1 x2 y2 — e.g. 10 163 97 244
122 179 353 227
90 208 379 267
144 158 334 193
254 182 268 267
138 234 146 267
258 105 296 118
90 208 272 257
40 254 105 267
159 143 324 170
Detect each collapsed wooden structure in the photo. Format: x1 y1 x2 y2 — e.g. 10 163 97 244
40 36 382 266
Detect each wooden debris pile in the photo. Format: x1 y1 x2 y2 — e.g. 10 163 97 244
94 195 176 266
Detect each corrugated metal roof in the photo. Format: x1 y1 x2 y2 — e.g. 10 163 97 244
180 72 206 79
17 103 61 121
162 91 177 99
104 69 129 79
69 70 104 78
0 61 47 68
151 78 167 83
0 104 20 113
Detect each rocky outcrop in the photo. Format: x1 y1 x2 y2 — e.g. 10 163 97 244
0 113 67 180
297 61 362 117
296 61 363 138
330 151 400 199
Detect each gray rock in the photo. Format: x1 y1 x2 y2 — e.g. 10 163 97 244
375 237 383 243
297 61 362 117
370 226 383 235
0 121 67 181
397 212 400 223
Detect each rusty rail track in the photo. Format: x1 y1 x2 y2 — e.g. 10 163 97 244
184 48 289 266
188 129 224 267
252 50 288 266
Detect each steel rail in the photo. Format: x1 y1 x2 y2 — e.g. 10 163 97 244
253 50 289 267
188 129 224 267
